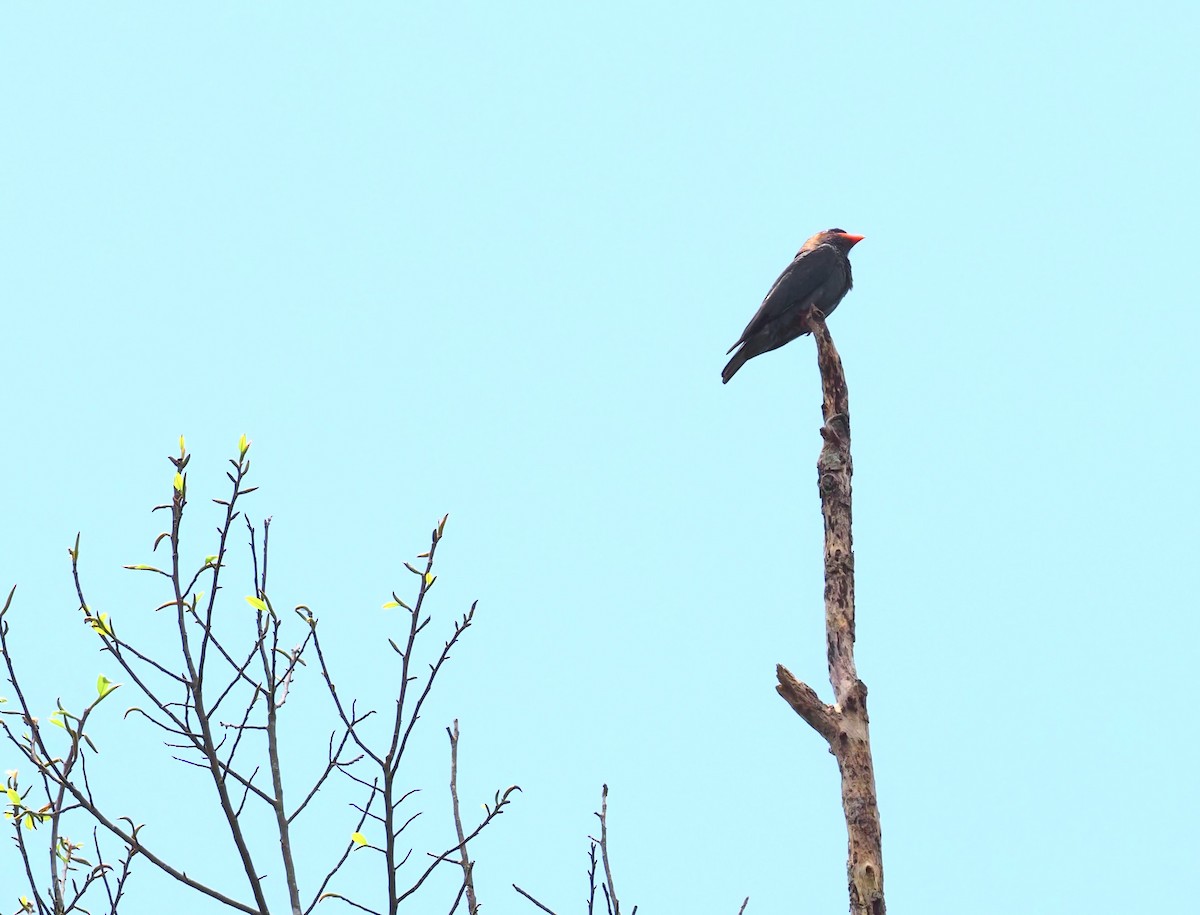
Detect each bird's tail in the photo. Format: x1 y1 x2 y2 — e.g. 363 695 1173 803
721 347 750 384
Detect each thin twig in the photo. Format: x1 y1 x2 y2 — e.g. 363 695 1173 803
319 894 383 914
513 884 559 914
253 525 303 915
447 880 468 915
448 720 479 914
289 729 360 824
313 627 384 767
383 526 443 911
587 840 598 915
597 785 621 915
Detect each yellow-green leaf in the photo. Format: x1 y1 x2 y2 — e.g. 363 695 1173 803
424 572 434 586
381 601 400 609
173 472 184 492
89 613 113 637
238 433 250 456
5 787 18 804
96 675 120 699
179 434 186 456
351 831 367 846
245 596 268 613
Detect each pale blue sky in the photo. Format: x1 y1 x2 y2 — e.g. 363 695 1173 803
2 3 1197 913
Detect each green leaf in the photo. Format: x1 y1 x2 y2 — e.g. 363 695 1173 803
173 472 184 492
5 787 19 804
96 675 120 699
381 600 401 609
245 596 268 613
88 613 113 637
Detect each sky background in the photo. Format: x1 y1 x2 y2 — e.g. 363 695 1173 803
2 3 1198 913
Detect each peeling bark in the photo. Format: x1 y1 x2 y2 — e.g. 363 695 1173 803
776 312 885 915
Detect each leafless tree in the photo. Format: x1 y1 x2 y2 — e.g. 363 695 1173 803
1 436 515 914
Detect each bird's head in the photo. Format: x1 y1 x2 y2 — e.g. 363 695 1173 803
801 228 865 254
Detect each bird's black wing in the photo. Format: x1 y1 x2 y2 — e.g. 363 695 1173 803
727 245 840 353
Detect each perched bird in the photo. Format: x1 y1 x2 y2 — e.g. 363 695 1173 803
722 228 864 383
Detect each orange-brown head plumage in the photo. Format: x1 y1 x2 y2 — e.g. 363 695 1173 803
721 229 864 383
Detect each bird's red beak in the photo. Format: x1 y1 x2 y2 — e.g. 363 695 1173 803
840 233 865 246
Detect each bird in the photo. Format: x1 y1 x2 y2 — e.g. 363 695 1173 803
721 228 864 383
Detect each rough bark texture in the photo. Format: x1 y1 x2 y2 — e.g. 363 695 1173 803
776 312 885 915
